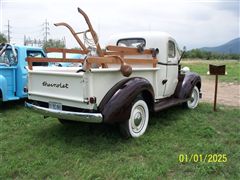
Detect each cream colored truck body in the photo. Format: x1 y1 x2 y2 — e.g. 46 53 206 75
27 32 180 112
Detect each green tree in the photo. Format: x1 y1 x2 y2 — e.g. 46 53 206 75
42 39 65 51
184 49 240 60
0 33 7 43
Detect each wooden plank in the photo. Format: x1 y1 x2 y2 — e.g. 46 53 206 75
106 45 152 55
104 51 153 56
46 48 87 54
125 59 155 64
87 56 119 64
27 55 158 70
26 57 85 70
27 57 84 63
87 56 157 67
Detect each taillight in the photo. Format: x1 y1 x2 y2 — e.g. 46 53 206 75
83 97 97 104
24 86 28 93
89 97 96 104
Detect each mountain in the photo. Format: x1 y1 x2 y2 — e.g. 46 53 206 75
200 38 240 54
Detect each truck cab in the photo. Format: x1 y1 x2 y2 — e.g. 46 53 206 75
107 31 181 98
0 43 45 102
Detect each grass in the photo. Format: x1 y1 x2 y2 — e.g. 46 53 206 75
181 59 240 83
0 100 239 179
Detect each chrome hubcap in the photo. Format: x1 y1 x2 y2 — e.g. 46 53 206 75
187 87 199 109
190 92 196 103
134 112 142 126
131 106 145 133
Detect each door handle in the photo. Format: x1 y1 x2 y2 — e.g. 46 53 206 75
162 79 168 85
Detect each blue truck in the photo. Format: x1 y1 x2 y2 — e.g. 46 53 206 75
0 43 46 102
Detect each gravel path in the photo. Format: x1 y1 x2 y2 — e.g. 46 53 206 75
201 77 240 107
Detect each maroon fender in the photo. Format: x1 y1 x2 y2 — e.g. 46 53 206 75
174 72 201 99
98 77 154 124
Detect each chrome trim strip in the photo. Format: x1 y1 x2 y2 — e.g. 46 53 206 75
25 102 103 123
28 92 87 103
157 62 178 66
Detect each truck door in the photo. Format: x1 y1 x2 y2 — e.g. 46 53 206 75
0 45 18 101
163 40 178 97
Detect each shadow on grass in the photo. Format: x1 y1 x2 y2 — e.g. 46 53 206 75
33 104 187 150
35 120 123 149
150 105 186 125
0 99 26 111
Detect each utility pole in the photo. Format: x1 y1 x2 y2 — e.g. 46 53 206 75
43 19 50 42
5 20 11 43
24 35 26 45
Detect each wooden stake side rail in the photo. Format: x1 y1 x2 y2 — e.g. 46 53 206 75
27 57 85 70
27 46 158 70
46 48 88 59
86 56 157 68
27 55 157 70
46 48 87 54
105 45 153 56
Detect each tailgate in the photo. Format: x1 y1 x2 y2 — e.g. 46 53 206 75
28 68 91 109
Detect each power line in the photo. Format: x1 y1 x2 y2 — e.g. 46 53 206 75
4 20 11 43
24 35 44 47
42 19 50 42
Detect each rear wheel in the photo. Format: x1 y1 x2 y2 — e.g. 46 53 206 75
184 86 200 109
120 97 149 138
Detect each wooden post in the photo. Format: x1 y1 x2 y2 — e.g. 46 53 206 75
213 75 218 111
209 64 226 112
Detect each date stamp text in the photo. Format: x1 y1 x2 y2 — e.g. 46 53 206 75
178 154 227 163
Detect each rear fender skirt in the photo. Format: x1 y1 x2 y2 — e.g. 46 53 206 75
99 77 154 124
174 72 201 99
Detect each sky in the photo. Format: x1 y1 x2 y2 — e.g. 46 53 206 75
0 0 239 50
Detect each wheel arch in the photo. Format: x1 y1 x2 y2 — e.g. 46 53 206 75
99 77 154 124
196 81 201 92
141 89 154 112
175 72 201 99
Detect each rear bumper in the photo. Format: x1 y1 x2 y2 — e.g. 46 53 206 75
25 102 103 123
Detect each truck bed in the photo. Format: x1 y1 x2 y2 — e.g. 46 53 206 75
27 66 159 110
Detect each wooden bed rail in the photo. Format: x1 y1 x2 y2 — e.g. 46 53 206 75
27 46 158 72
46 48 87 59
26 57 85 70
26 8 159 76
104 45 159 57
86 56 157 68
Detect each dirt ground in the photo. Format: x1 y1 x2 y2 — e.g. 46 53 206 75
201 77 240 107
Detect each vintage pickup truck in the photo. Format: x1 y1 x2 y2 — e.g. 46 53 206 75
26 8 201 138
0 43 46 102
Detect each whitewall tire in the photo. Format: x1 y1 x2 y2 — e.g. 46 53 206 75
185 86 200 109
120 97 149 138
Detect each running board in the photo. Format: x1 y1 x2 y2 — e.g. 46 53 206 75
154 98 187 112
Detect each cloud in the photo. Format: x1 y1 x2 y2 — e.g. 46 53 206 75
1 0 239 49
213 1 239 16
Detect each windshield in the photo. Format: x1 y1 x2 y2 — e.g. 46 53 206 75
27 50 45 58
27 50 48 66
0 48 18 66
117 38 146 48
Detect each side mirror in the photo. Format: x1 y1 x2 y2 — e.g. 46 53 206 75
183 46 186 52
178 46 186 63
